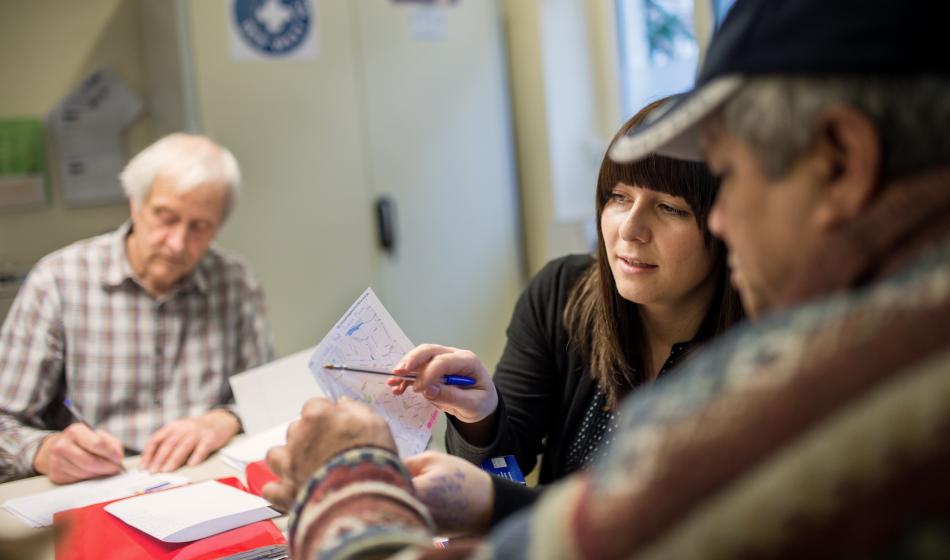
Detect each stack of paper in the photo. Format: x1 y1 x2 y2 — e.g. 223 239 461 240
309 288 439 458
104 480 279 542
229 346 323 436
2 470 188 527
218 421 291 471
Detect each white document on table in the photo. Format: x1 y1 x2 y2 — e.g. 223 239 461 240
218 420 292 471
309 288 439 458
104 480 278 543
2 470 188 527
229 346 324 436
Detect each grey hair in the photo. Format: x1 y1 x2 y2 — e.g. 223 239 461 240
119 133 241 221
717 76 950 182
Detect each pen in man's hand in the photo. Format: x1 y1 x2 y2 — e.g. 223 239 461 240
63 398 126 472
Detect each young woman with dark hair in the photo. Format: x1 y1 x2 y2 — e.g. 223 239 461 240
391 98 744 484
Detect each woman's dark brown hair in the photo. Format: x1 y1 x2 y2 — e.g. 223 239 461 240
564 97 744 409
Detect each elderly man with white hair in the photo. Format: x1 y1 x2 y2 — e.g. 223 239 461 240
0 133 273 483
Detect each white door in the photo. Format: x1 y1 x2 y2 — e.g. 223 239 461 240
185 0 379 356
183 0 523 368
354 0 524 364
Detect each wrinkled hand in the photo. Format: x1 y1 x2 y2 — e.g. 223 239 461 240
33 423 125 484
388 344 498 424
405 451 493 535
263 396 397 512
140 409 240 472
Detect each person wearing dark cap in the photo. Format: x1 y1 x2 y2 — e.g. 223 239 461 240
262 0 950 557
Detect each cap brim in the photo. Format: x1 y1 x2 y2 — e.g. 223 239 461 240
608 76 744 163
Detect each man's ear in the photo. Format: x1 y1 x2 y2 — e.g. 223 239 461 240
810 105 881 230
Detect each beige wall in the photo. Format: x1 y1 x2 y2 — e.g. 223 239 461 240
184 0 378 359
1 0 666 344
0 1 526 363
502 0 623 276
0 0 154 269
0 0 621 279
0 0 712 280
502 0 716 276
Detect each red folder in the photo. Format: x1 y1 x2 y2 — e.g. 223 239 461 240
53 477 286 560
245 460 280 497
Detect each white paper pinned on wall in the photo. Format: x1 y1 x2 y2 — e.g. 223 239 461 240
408 6 448 41
45 68 142 206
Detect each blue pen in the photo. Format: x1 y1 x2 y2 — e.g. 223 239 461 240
140 481 172 494
322 364 477 386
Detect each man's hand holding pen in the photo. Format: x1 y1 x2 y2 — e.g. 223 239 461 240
32 399 125 484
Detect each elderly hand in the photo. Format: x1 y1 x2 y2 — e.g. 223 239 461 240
388 344 498 424
140 409 240 472
33 423 125 484
262 396 397 512
404 451 494 535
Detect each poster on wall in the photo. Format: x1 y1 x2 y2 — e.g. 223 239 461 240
46 69 143 206
229 0 320 61
391 0 459 41
0 118 46 210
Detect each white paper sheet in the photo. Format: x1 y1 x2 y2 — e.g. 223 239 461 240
308 288 439 458
2 470 188 527
229 346 323 436
218 421 291 471
105 480 278 543
45 68 143 205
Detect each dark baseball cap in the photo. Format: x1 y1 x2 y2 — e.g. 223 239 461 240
609 0 950 163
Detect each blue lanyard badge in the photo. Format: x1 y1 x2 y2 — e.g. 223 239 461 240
480 455 526 485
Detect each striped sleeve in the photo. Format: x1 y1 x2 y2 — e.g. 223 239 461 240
0 260 64 480
290 447 436 560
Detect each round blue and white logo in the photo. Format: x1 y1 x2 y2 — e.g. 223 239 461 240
233 0 311 56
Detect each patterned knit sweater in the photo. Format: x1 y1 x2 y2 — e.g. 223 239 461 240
290 168 950 559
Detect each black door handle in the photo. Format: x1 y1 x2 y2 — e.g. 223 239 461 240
375 196 397 255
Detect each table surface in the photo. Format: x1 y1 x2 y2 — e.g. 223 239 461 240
0 438 287 559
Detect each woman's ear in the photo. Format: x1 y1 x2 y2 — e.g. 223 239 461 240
810 105 881 230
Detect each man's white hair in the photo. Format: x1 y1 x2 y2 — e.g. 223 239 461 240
119 133 241 220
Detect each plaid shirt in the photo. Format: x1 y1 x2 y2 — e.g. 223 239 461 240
0 221 274 481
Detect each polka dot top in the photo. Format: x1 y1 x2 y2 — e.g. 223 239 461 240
565 341 692 473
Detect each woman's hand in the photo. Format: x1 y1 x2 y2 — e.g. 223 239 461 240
405 451 493 535
388 344 498 424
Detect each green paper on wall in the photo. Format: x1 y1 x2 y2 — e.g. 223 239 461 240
0 118 46 209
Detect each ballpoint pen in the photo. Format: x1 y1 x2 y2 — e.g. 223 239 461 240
322 364 477 386
63 398 126 472
141 481 172 493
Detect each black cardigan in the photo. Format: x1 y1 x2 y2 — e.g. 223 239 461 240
445 254 598 484
445 254 717 523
